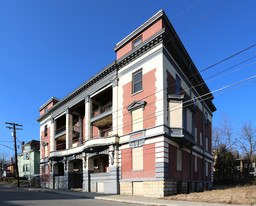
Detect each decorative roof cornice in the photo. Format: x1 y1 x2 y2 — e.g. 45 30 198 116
37 60 116 122
38 97 60 112
114 9 164 51
116 29 165 68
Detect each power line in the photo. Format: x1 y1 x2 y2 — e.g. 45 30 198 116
171 0 202 22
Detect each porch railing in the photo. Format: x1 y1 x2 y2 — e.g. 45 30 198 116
55 125 66 135
91 102 112 117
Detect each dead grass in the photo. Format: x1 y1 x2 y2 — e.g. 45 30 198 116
0 177 27 185
163 185 256 205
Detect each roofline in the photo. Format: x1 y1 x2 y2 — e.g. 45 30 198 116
39 97 60 112
160 11 216 111
113 9 164 52
37 60 117 122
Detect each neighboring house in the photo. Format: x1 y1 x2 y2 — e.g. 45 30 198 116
18 140 40 179
234 158 256 178
6 158 15 177
37 10 216 197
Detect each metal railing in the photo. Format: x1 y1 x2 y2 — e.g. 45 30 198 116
91 102 112 117
55 125 66 135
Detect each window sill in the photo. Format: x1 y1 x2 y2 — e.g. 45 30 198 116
132 90 143 96
132 169 144 172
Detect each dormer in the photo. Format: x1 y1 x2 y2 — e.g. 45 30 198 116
114 10 164 60
39 97 60 116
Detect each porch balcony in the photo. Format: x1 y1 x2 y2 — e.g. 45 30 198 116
91 102 112 123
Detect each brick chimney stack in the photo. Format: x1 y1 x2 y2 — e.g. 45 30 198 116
21 142 24 153
10 158 13 165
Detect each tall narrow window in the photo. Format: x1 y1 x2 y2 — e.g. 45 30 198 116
132 36 142 48
195 157 198 172
132 147 143 171
132 108 143 132
177 149 182 171
204 112 208 125
132 69 142 94
44 125 48 137
206 162 208 176
206 137 208 151
176 75 181 95
44 144 48 157
200 132 202 146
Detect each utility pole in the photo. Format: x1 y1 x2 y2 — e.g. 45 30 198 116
5 122 23 188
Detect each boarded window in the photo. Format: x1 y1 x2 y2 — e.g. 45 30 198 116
132 108 143 131
44 144 48 157
170 101 183 128
177 149 182 171
132 147 143 171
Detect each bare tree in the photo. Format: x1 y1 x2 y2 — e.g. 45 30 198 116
220 114 236 152
237 120 256 162
213 126 224 151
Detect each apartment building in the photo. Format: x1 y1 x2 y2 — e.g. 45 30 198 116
37 10 216 197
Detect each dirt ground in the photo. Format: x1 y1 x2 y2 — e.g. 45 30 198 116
163 185 256 205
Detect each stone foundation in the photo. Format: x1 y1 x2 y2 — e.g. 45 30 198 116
120 181 210 197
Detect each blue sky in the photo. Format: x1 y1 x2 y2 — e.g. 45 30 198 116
0 0 255 159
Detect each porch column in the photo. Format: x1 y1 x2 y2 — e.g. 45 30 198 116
66 109 73 149
112 77 118 136
50 118 55 152
85 96 91 140
82 153 90 192
109 145 119 194
79 115 83 145
63 157 69 189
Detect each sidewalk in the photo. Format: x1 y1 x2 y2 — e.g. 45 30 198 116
23 187 253 206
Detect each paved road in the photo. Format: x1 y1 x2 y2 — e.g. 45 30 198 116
0 185 138 206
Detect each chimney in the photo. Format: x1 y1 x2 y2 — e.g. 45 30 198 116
21 142 24 153
10 158 13 165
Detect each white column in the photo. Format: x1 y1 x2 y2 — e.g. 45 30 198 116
85 96 91 141
50 118 55 152
66 109 73 149
112 77 118 136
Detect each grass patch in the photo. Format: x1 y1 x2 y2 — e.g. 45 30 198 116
163 185 256 205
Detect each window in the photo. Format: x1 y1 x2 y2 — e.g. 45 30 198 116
44 144 48 157
44 125 48 137
26 153 29 160
195 157 198 172
132 36 142 48
206 137 208 151
45 107 48 113
23 164 29 172
132 147 143 171
177 149 182 171
183 107 187 130
44 165 48 175
200 132 202 146
204 112 208 125
195 128 197 142
205 162 208 176
176 75 181 95
132 108 143 131
132 69 142 94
